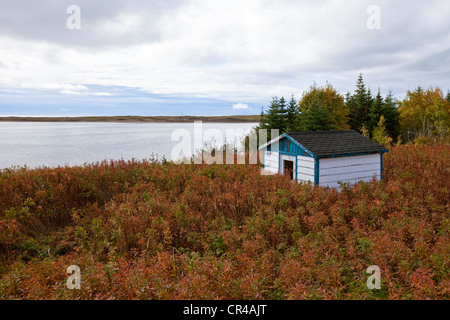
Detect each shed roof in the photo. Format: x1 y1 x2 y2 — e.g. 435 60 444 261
286 130 388 157
260 130 388 158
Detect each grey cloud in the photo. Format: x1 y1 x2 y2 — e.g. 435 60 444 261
0 0 448 103
0 0 182 48
411 48 450 72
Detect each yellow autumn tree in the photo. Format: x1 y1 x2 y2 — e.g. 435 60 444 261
299 82 350 130
372 115 393 146
361 124 370 138
398 87 450 141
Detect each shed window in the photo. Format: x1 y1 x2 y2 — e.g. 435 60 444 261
286 140 290 153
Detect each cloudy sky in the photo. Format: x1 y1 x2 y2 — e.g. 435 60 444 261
0 0 449 116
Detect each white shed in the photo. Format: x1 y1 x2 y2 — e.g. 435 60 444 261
259 130 389 188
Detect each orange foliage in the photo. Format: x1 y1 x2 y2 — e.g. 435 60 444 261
0 145 448 299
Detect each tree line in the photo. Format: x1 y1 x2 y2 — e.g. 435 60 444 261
258 74 450 145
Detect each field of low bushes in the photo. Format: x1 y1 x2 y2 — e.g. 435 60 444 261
0 145 448 299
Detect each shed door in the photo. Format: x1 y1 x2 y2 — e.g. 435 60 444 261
280 154 296 180
283 160 294 179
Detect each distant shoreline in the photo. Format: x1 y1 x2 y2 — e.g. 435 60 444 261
0 115 260 123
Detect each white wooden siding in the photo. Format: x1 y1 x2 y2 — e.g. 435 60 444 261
263 150 279 174
320 154 380 168
296 155 315 183
319 154 380 188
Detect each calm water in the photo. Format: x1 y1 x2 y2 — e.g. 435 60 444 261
0 122 257 169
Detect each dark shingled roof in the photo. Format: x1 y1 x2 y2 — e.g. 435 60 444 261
285 130 388 157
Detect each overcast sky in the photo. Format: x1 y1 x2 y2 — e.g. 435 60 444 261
0 0 449 116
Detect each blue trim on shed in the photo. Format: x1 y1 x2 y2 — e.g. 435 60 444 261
278 151 281 174
285 135 316 158
314 159 320 185
380 153 383 179
269 134 315 158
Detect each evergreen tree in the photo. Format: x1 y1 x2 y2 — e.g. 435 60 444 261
382 91 401 141
347 74 373 132
446 90 450 103
258 96 286 139
286 95 299 132
367 88 385 135
301 101 333 131
278 96 288 130
345 92 351 105
258 107 267 129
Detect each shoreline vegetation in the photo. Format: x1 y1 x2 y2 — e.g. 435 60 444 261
0 115 261 123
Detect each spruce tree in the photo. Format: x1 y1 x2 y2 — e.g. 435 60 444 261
347 74 373 132
301 101 333 131
278 96 288 131
259 107 268 129
262 96 277 129
382 91 401 141
286 95 299 132
259 96 287 139
367 88 385 135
